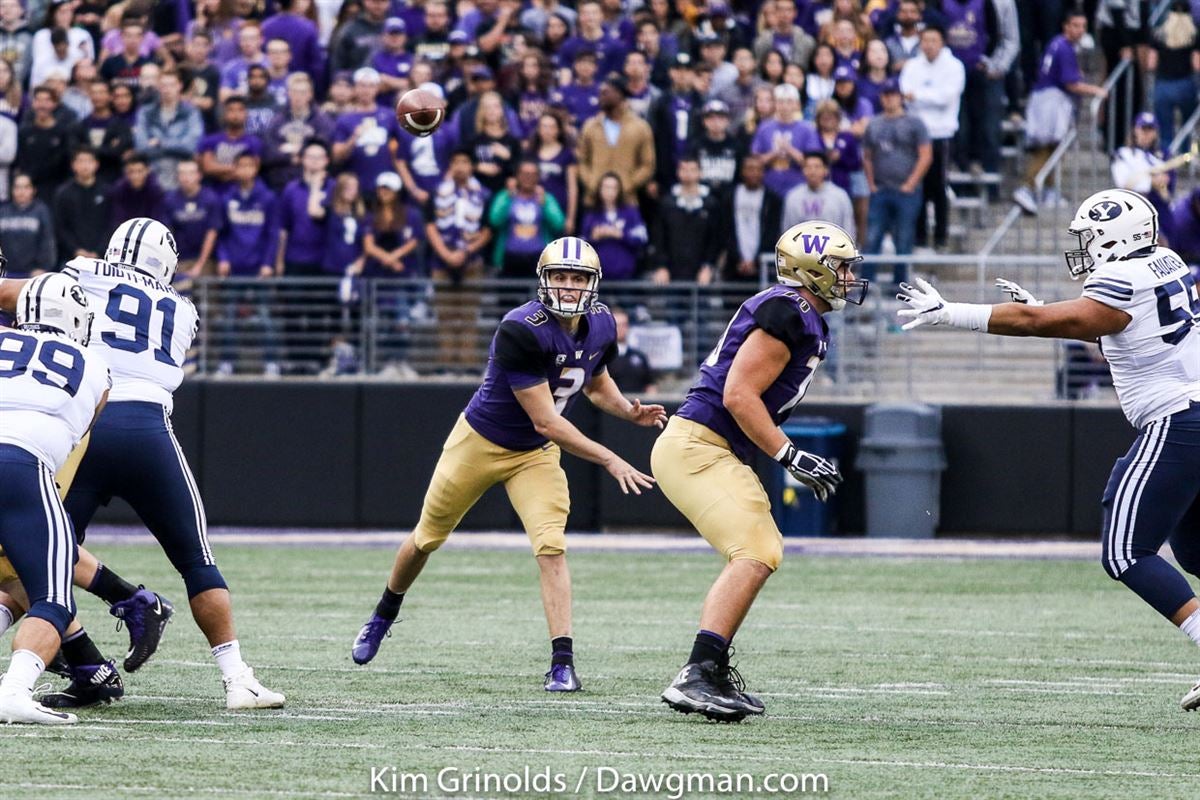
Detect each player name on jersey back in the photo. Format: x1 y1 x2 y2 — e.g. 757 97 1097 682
64 257 198 411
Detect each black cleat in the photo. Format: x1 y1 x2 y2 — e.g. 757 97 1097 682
40 660 124 708
715 648 765 716
44 650 72 679
661 661 749 722
111 588 174 672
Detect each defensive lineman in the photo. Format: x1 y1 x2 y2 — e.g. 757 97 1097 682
0 218 284 709
897 188 1200 709
654 221 864 721
0 273 110 723
352 236 667 690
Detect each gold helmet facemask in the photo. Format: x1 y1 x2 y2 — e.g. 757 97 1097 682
775 221 867 310
536 237 603 318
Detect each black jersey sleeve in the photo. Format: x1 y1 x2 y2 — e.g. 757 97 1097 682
595 340 620 372
495 320 546 380
752 297 809 350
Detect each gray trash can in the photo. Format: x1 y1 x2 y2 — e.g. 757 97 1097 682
855 403 947 538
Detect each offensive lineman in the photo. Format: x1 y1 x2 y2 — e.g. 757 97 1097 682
897 188 1200 710
351 236 667 691
0 273 110 723
0 218 285 709
654 221 864 721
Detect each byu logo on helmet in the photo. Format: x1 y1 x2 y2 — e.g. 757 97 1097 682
800 234 830 254
1088 201 1123 222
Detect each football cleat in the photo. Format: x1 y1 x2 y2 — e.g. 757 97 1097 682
39 660 124 708
44 650 71 679
224 667 285 710
544 663 582 692
351 614 393 665
661 661 750 722
110 587 174 672
0 688 77 724
1181 680 1200 711
715 648 764 715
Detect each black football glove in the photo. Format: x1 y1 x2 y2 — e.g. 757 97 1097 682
777 444 842 502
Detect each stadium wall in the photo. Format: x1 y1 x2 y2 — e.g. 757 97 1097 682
95 383 1136 536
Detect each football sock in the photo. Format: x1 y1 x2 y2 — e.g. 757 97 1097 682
212 640 249 680
61 629 105 667
374 588 405 621
689 629 728 666
551 636 574 666
1180 609 1200 647
0 605 13 637
89 565 139 605
0 650 45 694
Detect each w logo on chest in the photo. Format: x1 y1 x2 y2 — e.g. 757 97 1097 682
800 234 829 254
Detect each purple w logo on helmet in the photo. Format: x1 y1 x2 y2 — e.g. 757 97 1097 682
800 234 830 254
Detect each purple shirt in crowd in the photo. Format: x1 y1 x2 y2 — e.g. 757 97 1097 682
464 300 618 450
677 283 829 463
514 90 550 139
218 179 280 274
1034 35 1082 92
162 186 223 260
261 13 324 76
820 130 862 192
334 107 402 192
323 211 366 275
280 177 337 266
581 206 647 280
534 146 575 214
943 0 989 69
396 127 456 197
198 132 264 186
751 118 822 197
550 82 600 129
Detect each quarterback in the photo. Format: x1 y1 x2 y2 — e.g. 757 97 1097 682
352 236 667 691
898 188 1200 709
654 221 865 721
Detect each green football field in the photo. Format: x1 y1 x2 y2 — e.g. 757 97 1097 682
4 542 1200 800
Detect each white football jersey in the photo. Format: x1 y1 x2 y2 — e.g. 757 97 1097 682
1083 246 1200 429
0 328 110 471
63 257 198 411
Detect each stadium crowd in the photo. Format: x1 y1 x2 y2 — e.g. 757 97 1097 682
0 0 1195 373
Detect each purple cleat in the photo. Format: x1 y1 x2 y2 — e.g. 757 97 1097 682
351 614 393 665
40 660 124 708
544 663 582 692
110 588 174 672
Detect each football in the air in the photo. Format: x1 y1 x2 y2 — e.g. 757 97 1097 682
396 88 446 137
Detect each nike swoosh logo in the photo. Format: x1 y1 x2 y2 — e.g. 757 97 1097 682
152 597 162 615
247 688 259 697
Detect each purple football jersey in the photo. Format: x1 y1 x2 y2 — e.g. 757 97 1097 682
465 301 618 451
677 284 829 463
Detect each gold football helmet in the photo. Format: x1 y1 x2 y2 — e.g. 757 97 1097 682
775 221 867 310
536 236 603 317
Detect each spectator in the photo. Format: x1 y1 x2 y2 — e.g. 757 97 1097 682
262 0 324 78
832 65 873 136
805 43 838 116
424 148 491 370
0 57 20 119
0 174 55 276
321 71 354 117
99 2 172 64
782 151 856 236
752 83 820 197
622 49 661 122
560 0 627 76
742 85 775 140
758 48 787 86
541 14 571 73
467 90 520 195
412 1 453 62
17 86 72 202
690 99 745 201
814 99 866 234
714 47 764 127
946 0 1017 177
30 3 94 90
188 0 243 67
59 59 96 121
1014 11 1106 215
551 48 602 132
0 111 13 200
829 19 864 71
883 0 924 72
333 66 401 193
331 0 389 74
70 82 134 185
606 306 656 393
458 0 522 59
396 107 455 205
363 171 423 276
726 155 782 282
582 171 648 280
263 38 295 106
262 73 335 190
488 159 565 277
53 147 109 260
199 96 263 187
899 25 963 250
578 75 656 206
862 78 932 287
1150 2 1200 149
636 20 672 88
180 29 220 129
650 52 703 194
0 0 32 86
109 151 165 222
219 20 264 101
1112 112 1174 224
372 18 413 107
323 172 366 277
859 39 892 112
697 33 738 95
754 0 816 67
111 83 137 125
100 18 156 91
163 158 222 278
521 0 577 40
277 142 336 277
1170 187 1200 265
652 155 721 285
133 69 204 190
527 111 578 235
243 64 282 136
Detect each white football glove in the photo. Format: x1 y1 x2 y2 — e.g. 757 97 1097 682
896 277 950 330
994 278 1043 306
777 443 842 502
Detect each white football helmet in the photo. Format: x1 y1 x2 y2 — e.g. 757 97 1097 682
16 273 93 346
106 217 179 284
536 236 602 318
1065 189 1158 278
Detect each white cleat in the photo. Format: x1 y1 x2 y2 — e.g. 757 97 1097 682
0 690 77 724
1180 680 1200 711
224 667 285 710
